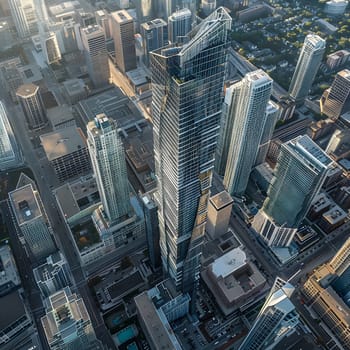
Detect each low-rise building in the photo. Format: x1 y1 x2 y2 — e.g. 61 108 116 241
308 192 333 220
319 205 348 233
47 105 76 130
62 79 88 104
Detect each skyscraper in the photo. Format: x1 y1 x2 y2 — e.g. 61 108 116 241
8 184 56 260
41 287 102 350
81 25 110 88
110 10 137 73
253 135 332 247
329 236 350 275
320 69 350 120
168 8 192 43
141 18 167 66
151 8 231 297
202 0 217 16
9 0 38 38
0 101 22 171
16 83 48 130
239 277 299 350
289 34 326 104
42 32 62 65
223 70 273 196
87 114 132 224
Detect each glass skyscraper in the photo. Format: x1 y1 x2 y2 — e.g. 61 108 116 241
223 70 273 196
151 8 231 296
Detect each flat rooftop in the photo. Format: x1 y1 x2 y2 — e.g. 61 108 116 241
209 191 233 211
40 127 87 161
62 78 86 94
322 205 348 224
47 105 75 126
9 184 42 225
0 290 27 331
16 83 39 97
111 10 133 23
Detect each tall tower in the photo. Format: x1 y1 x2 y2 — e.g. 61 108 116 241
16 83 48 130
320 69 350 120
42 32 62 65
253 135 332 247
9 184 56 260
81 25 110 88
239 277 299 350
87 114 132 224
168 8 192 44
141 18 167 66
329 236 350 275
289 34 326 104
110 10 137 73
223 70 273 196
8 0 38 38
151 8 231 297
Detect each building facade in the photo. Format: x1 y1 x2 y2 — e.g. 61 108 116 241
151 8 231 297
289 34 326 104
168 8 192 44
9 0 38 38
223 70 273 196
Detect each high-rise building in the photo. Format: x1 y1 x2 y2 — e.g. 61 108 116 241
110 10 137 73
33 251 72 299
41 287 102 350
87 113 132 224
81 25 110 88
320 69 350 120
329 236 350 275
223 70 273 196
16 83 48 130
168 8 192 43
135 0 154 23
0 101 22 171
202 0 217 15
155 0 173 20
289 34 326 104
9 0 38 38
253 135 332 247
8 184 56 260
151 8 231 298
141 18 167 66
239 277 299 350
42 32 61 65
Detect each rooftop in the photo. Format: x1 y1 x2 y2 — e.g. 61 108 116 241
0 244 20 294
111 10 133 23
0 290 27 331
322 205 348 224
47 105 75 126
62 78 86 94
9 184 42 225
40 127 87 161
16 83 39 97
209 191 233 211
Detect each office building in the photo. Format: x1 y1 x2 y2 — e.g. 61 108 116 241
202 0 217 15
87 113 132 224
9 184 56 260
0 244 20 296
206 191 233 239
81 25 110 88
151 8 231 298
324 0 348 15
320 69 350 120
9 0 38 38
47 105 76 131
42 32 61 65
330 236 350 275
168 8 192 43
41 287 102 350
326 50 350 70
0 101 22 171
16 83 47 130
33 252 72 299
289 34 326 104
111 10 137 73
40 127 91 183
239 277 299 350
141 194 161 270
141 18 167 66
135 0 154 23
62 78 88 104
326 129 350 161
223 70 273 196
255 101 280 166
253 135 332 247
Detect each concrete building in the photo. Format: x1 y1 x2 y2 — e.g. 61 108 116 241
324 0 348 15
326 50 350 70
319 205 348 233
81 25 110 88
141 18 166 66
151 8 231 300
16 83 47 130
330 236 350 275
40 127 91 183
289 34 326 104
326 129 350 161
111 10 137 73
41 287 102 350
8 0 37 38
168 8 192 44
42 32 61 65
201 0 216 16
223 70 273 196
206 191 233 240
239 277 299 350
62 78 88 104
236 4 273 23
201 248 267 316
307 118 335 141
9 184 56 260
335 186 350 209
135 280 190 350
33 252 72 299
0 101 22 171
0 244 20 296
47 105 76 131
253 135 332 247
320 69 350 120
307 192 333 220
1 65 23 102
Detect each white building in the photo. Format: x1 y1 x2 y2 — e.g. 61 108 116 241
324 0 348 15
42 32 61 65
